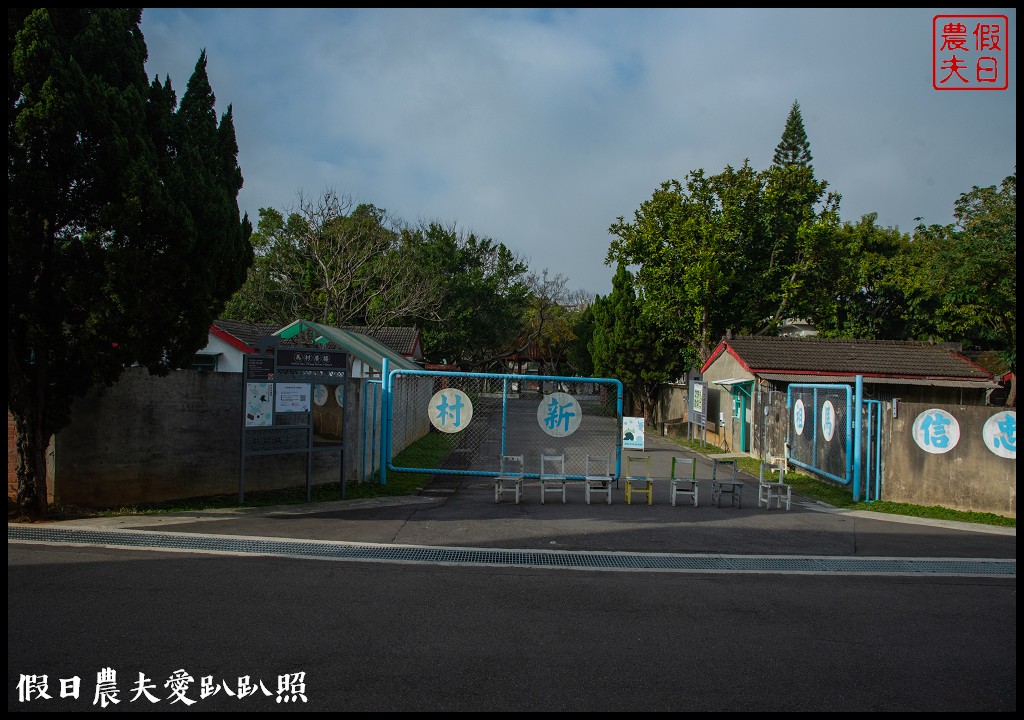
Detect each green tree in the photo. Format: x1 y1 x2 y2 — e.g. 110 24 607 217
8 9 252 519
607 161 840 364
772 100 813 168
404 222 531 368
589 264 687 420
223 191 436 328
564 300 596 378
811 214 915 340
607 172 726 363
904 172 1016 402
519 271 596 376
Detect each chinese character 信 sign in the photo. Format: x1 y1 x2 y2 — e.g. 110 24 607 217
911 408 961 454
933 15 1009 90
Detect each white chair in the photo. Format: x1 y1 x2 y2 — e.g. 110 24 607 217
583 454 613 505
540 454 567 504
758 460 792 510
624 455 653 506
669 456 699 507
494 454 524 504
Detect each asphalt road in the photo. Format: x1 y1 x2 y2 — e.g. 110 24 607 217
7 437 1016 712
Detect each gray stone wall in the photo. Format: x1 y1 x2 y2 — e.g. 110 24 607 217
53 368 342 507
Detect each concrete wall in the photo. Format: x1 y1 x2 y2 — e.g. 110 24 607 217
50 368 343 508
11 363 432 508
882 402 1015 518
653 383 688 426
700 353 754 452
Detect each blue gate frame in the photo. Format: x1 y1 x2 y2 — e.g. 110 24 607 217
378 359 625 484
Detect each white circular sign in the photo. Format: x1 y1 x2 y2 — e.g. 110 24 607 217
334 385 344 407
793 399 806 436
820 400 836 442
428 388 473 433
313 384 328 407
911 408 960 454
537 392 582 437
982 411 1016 459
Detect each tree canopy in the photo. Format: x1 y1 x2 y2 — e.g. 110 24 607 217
607 161 841 364
402 222 532 368
223 191 435 328
905 173 1016 365
8 8 252 518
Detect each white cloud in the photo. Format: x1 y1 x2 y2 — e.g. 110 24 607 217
142 8 1017 297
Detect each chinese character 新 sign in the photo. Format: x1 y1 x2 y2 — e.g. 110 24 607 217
537 392 582 437
933 15 1009 90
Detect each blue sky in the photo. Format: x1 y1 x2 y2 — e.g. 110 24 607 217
140 8 1016 298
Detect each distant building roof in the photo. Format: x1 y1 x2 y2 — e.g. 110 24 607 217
703 335 996 387
341 325 421 359
209 319 280 351
211 318 421 362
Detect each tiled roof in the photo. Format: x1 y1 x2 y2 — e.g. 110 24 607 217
210 319 282 347
713 336 993 381
341 326 420 357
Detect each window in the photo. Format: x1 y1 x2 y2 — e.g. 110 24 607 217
191 354 219 373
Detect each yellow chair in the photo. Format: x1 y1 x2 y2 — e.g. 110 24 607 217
670 456 699 507
624 455 653 506
583 454 613 505
494 454 524 504
539 454 567 504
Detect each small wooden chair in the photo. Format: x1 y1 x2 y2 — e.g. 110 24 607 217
669 456 699 507
758 460 792 510
624 455 653 506
494 454 524 504
583 454 613 505
539 454 567 504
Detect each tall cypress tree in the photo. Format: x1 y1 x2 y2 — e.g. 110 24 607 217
773 100 813 168
8 9 252 519
589 263 682 420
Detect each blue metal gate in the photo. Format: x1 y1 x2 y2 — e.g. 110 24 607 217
787 376 883 502
380 363 625 482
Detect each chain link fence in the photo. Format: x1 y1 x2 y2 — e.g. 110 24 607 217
787 384 852 484
387 371 624 478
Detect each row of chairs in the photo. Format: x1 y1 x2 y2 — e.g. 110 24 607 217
493 453 705 507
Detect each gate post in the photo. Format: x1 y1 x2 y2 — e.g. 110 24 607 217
853 374 863 501
379 357 389 486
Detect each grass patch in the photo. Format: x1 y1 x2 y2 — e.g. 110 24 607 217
666 436 1015 528
343 431 456 500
